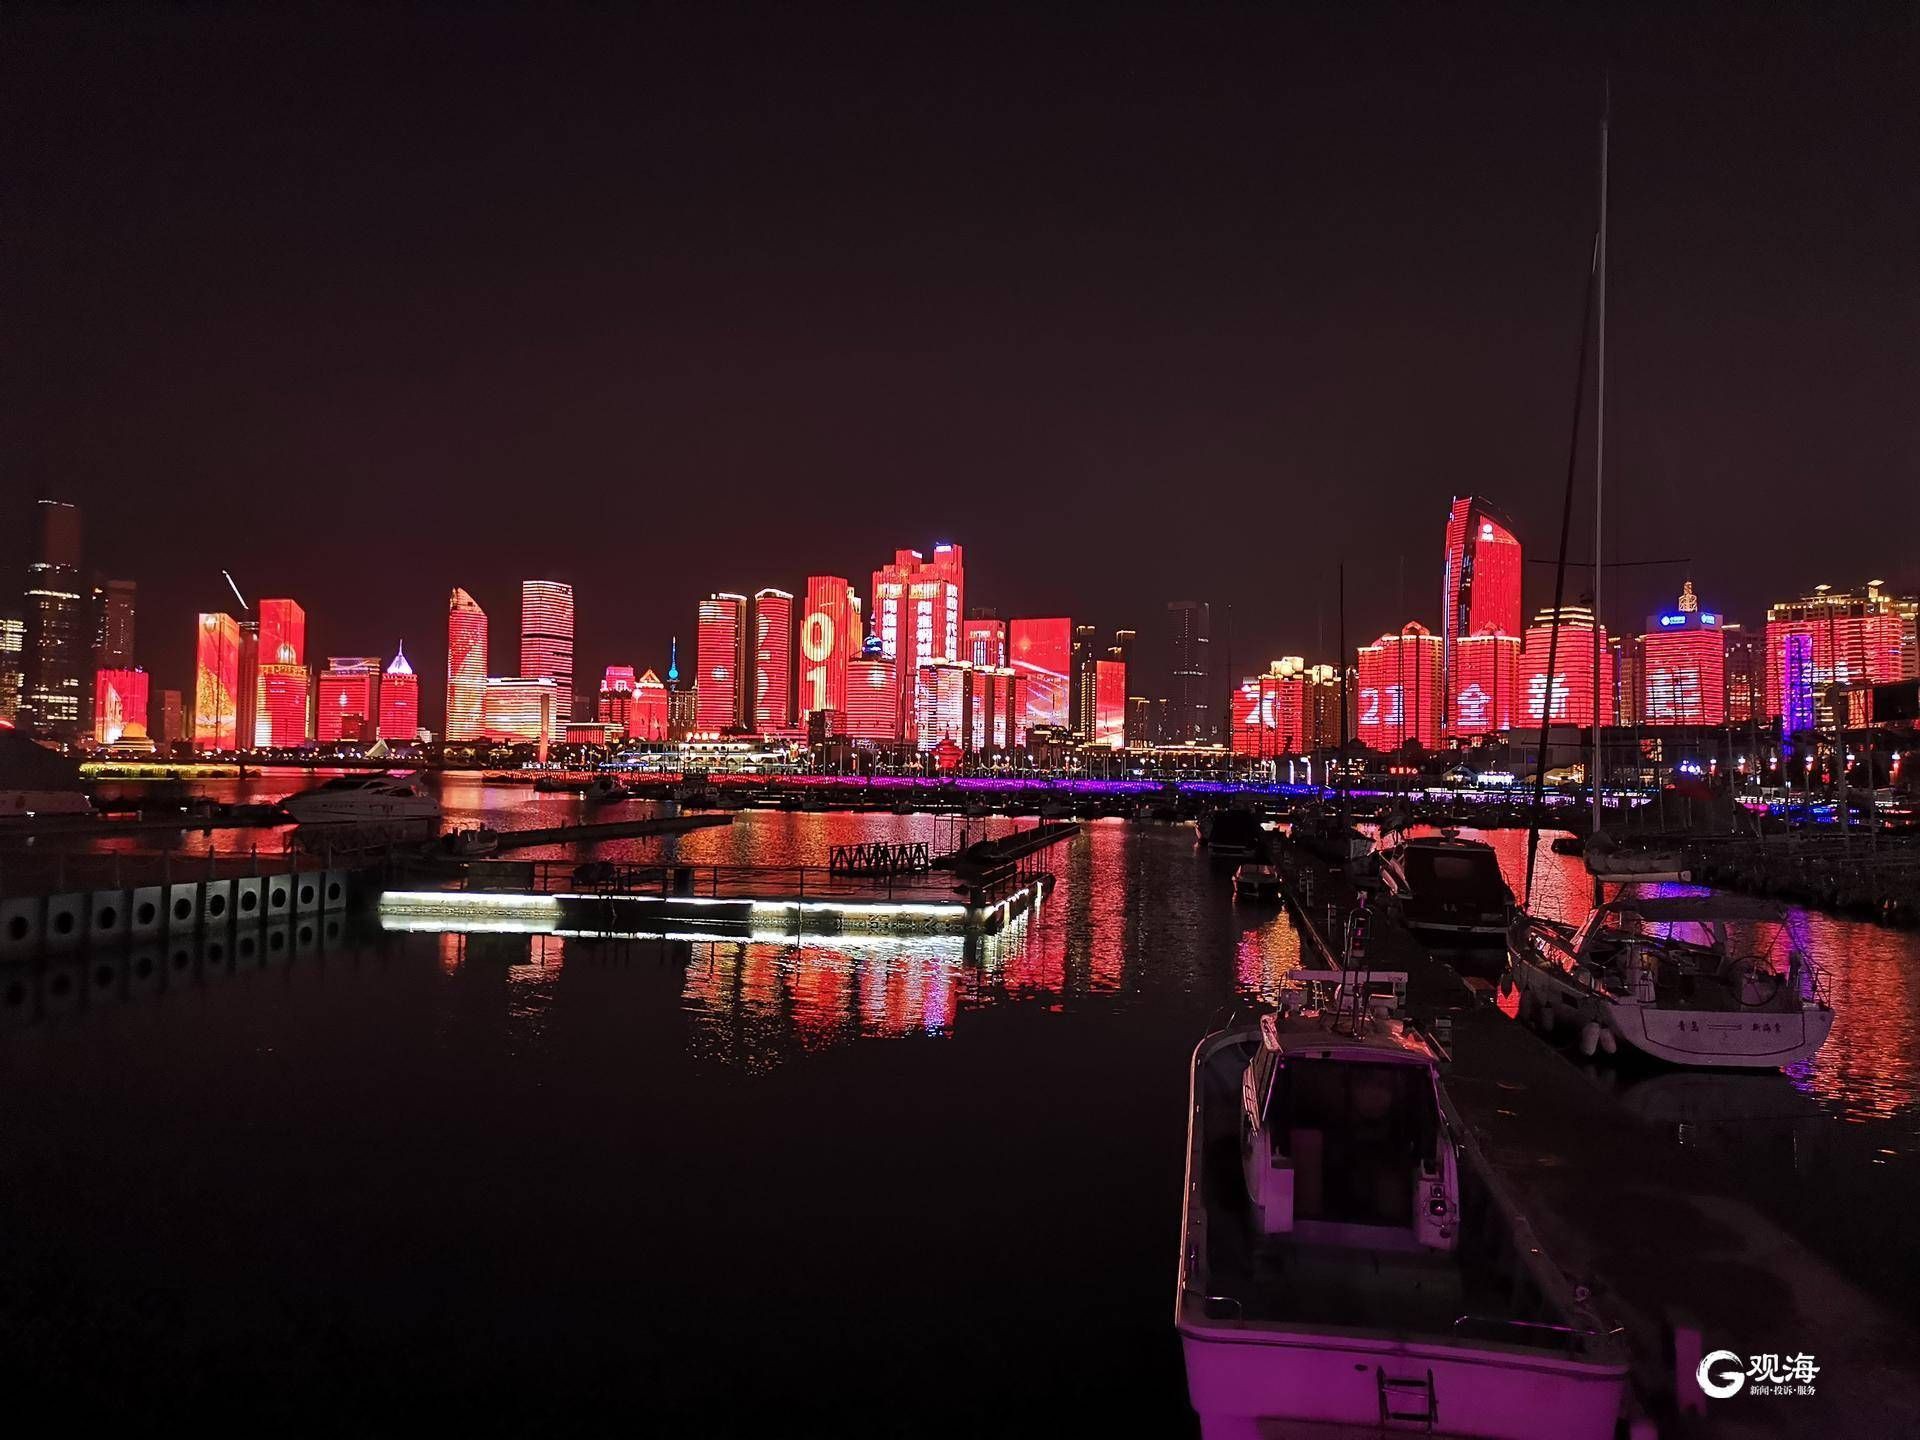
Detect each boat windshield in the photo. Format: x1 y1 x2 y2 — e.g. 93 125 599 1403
1263 1057 1438 1228
1406 846 1503 895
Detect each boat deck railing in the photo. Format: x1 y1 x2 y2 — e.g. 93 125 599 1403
452 855 1040 906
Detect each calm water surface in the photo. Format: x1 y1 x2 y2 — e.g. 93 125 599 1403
2 779 1916 1432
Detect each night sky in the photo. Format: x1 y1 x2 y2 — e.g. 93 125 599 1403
5 4 1916 727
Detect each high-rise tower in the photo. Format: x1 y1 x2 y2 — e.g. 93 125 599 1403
520 580 575 721
1441 497 1524 728
446 589 489 742
20 499 86 739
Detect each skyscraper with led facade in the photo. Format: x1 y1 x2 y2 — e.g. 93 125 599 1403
1639 583 1727 726
913 661 968 753
752 588 795 731
379 643 419 741
1009 616 1071 734
630 669 669 742
1093 658 1127 748
446 589 488 743
193 611 243 751
1447 627 1521 738
872 543 964 739
317 657 382 744
93 667 149 746
1764 579 1917 732
695 593 748 731
1441 497 1523 729
964 616 1007 669
479 677 558 743
1232 659 1309 760
520 580 575 721
843 641 900 742
800 576 859 722
251 599 310 747
1357 623 1444 751
1519 604 1615 729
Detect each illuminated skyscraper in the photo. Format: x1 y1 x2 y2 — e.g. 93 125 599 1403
93 667 149 745
1009 617 1071 734
1447 628 1521 738
1357 623 1445 751
479 677 558 743
843 639 900 742
630 668 669 742
159 690 183 749
1166 600 1212 741
257 599 306 673
253 598 309 747
1519 604 1615 729
20 499 86 739
1764 579 1916 732
913 661 968 753
1093 658 1127 748
872 543 964 737
520 580 576 721
92 579 136 669
1640 583 1727 726
1441 496 1523 730
597 665 637 728
446 589 489 742
695 593 749 731
964 616 1007 669
317 657 382 744
966 666 1022 752
0 611 22 723
379 643 419 741
1723 624 1761 726
800 576 859 722
1232 659 1309 760
193 611 243 751
752 587 795 730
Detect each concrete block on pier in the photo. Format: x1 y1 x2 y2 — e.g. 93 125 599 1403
321 870 351 911
43 892 86 952
126 946 163 1000
232 876 263 925
128 885 165 938
0 896 45 961
89 889 131 944
87 952 125 1004
165 882 201 934
40 959 83 1017
200 879 234 930
264 875 293 919
292 871 324 915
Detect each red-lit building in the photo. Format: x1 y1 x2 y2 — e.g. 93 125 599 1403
519 580 575 721
843 649 900 742
1764 580 1917 732
800 575 860 721
1009 616 1071 735
251 597 309 747
1231 659 1309 760
1357 622 1444 752
1093 658 1127 748
193 611 242 752
1519 605 1615 729
695 593 748 732
1441 497 1523 729
597 665 637 729
257 599 306 674
872 543 964 739
752 588 795 731
1640 584 1727 726
479 677 558 743
446 589 488 742
317 657 381 744
967 666 1022 752
914 661 968 753
93 666 149 745
1447 627 1521 738
379 644 418 742
965 617 1007 669
630 668 669 742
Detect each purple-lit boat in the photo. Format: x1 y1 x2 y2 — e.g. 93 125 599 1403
1178 973 1628 1439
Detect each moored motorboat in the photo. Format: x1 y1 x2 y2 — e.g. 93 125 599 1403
1379 833 1513 943
280 771 441 827
1506 895 1834 1068
1232 863 1283 902
1178 971 1629 1439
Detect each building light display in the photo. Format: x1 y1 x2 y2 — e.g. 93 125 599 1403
872 544 965 740
801 575 859 721
1441 496 1523 728
1448 627 1520 737
630 668 669 742
843 650 900 741
1093 658 1127 748
193 611 242 752
1764 580 1918 729
519 580 575 721
1231 659 1309 759
446 589 488 742
1357 622 1444 751
257 599 305 672
256 658 311 747
696 593 748 731
1640 584 1726 725
478 676 558 743
966 666 1021 752
752 588 795 731
914 662 968 753
964 617 1007 669
317 657 382 744
93 667 149 745
1009 616 1071 734
379 643 419 741
1518 605 1615 729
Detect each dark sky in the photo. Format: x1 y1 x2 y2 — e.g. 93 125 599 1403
5 3 1916 726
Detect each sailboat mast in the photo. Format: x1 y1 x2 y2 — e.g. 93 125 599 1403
1591 87 1609 838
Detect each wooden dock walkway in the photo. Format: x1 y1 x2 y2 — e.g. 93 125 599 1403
1276 845 1920 1437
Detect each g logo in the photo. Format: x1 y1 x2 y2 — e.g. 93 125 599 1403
1697 1350 1745 1400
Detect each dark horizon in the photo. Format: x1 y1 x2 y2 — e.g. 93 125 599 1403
6 4 1917 722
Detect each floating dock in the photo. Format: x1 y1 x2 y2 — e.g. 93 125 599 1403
490 811 733 849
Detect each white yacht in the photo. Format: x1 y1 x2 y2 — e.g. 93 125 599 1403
1179 971 1629 1440
1506 895 1833 1068
280 771 442 826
